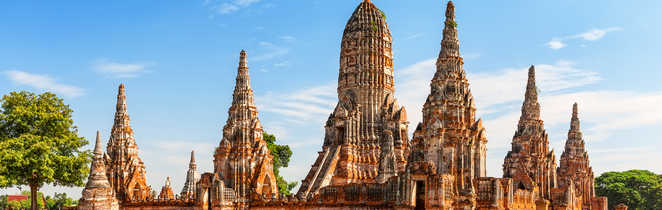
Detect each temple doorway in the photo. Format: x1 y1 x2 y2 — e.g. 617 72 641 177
415 181 425 210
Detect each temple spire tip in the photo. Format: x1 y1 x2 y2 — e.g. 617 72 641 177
190 150 196 164
570 103 581 131
445 0 455 20
94 130 103 155
239 50 248 69
573 102 579 117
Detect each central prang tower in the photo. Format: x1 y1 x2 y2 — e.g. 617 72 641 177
298 0 410 199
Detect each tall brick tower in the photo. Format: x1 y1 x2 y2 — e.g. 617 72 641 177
409 1 488 208
503 66 557 201
213 50 278 201
557 103 597 210
297 0 410 198
105 84 152 201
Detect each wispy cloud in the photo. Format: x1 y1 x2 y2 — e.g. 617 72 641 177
252 41 290 62
273 61 290 68
405 33 424 40
547 39 566 50
4 70 85 97
546 27 622 50
93 59 154 78
280 35 296 42
207 0 263 15
257 84 336 124
393 58 662 177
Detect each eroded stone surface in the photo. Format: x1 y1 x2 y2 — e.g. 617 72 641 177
78 131 119 210
72 1 611 209
105 84 152 202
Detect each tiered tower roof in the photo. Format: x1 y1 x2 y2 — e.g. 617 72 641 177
503 65 557 200
298 0 410 198
105 84 151 201
558 103 597 207
180 150 199 198
79 131 119 210
213 50 277 200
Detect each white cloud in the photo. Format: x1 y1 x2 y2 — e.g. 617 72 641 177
4 70 85 97
546 27 622 49
273 61 290 68
394 58 662 177
257 84 336 124
252 41 290 62
211 0 263 15
280 35 296 42
405 33 424 40
217 3 239 14
547 39 567 50
574 27 623 41
94 59 153 78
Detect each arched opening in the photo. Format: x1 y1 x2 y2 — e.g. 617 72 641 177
415 181 425 210
262 175 274 198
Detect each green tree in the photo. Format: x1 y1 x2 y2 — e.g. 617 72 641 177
0 195 7 209
595 170 662 210
45 193 77 210
0 91 91 210
263 132 298 195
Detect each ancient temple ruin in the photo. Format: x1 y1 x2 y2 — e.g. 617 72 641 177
104 84 152 202
77 131 119 210
72 0 611 209
298 0 410 198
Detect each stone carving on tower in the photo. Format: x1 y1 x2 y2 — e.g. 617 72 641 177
104 84 152 202
181 150 200 199
297 0 410 199
213 50 278 201
557 103 600 210
78 131 120 210
409 1 488 208
503 65 558 201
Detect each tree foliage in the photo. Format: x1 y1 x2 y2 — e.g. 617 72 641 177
0 191 77 210
0 91 91 210
45 193 78 210
595 170 662 210
263 132 297 195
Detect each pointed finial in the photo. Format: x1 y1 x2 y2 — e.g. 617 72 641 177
118 84 125 97
570 103 580 131
165 177 171 187
445 0 455 20
190 150 196 164
572 102 578 117
525 65 538 100
117 83 127 111
239 50 248 69
364 0 371 3
94 130 103 156
517 65 542 125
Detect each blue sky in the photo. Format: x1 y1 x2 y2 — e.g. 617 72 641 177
2 0 661 198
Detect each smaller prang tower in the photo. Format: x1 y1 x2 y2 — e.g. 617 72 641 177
213 50 278 201
557 103 597 210
78 131 120 210
181 150 200 199
503 66 557 201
